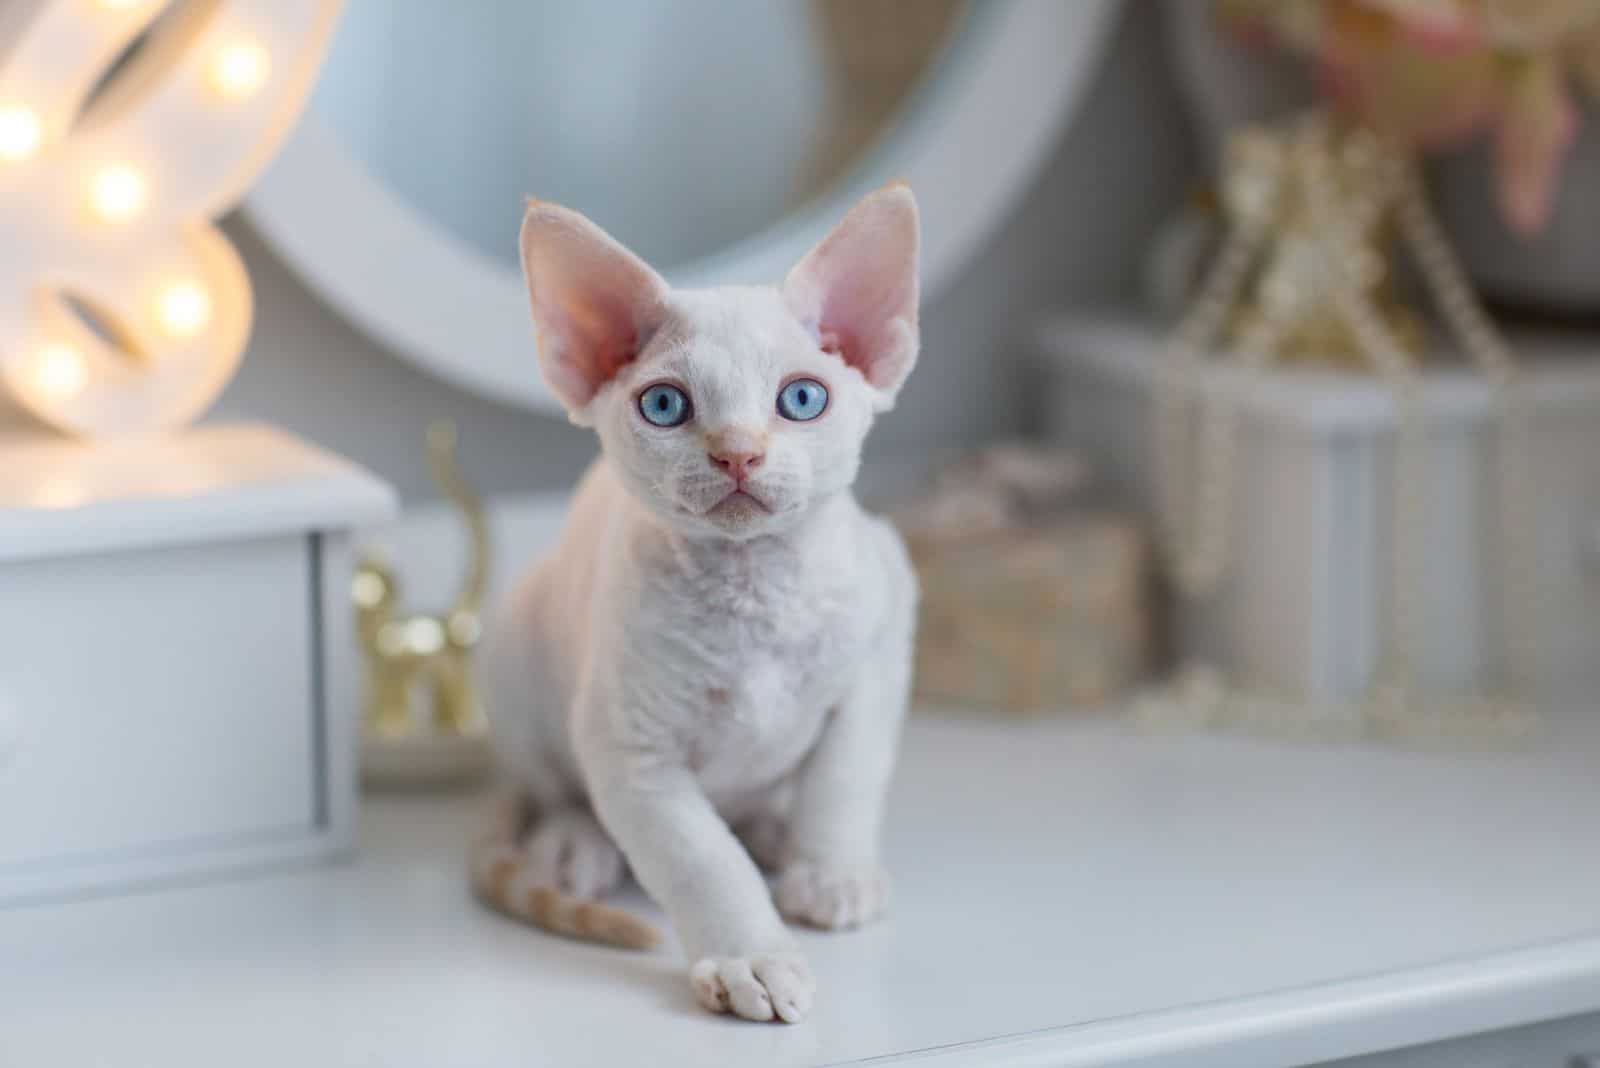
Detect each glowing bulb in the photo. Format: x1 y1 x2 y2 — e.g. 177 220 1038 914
0 106 41 162
31 344 88 401
89 165 146 223
94 0 148 11
208 42 270 100
156 281 212 338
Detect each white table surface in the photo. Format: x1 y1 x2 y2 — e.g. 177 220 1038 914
4 706 1599 1068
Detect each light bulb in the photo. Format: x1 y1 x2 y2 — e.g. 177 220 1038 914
208 42 270 100
0 105 41 162
156 280 211 338
31 343 88 401
94 0 148 11
89 164 146 223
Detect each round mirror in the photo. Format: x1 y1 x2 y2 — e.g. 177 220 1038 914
313 1 963 273
246 1 1118 413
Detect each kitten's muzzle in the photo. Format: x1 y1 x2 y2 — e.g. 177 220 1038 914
706 442 765 485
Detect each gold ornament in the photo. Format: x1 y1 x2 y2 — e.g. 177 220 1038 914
1223 120 1425 368
354 421 493 787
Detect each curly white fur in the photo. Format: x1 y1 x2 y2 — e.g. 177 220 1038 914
481 185 921 1024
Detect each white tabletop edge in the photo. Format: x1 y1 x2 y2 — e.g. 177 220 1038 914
862 932 1600 1067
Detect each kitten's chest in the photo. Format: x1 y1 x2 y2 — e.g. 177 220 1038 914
630 538 863 787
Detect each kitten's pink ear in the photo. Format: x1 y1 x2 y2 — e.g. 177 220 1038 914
782 183 920 409
520 201 670 423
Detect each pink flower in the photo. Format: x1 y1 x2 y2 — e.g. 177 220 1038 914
1357 0 1485 50
1480 0 1600 50
1573 22 1600 95
1219 0 1600 235
1493 56 1581 233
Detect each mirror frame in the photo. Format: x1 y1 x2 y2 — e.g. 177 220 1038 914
243 1 1119 414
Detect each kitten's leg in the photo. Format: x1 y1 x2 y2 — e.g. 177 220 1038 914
580 744 815 1023
777 610 913 932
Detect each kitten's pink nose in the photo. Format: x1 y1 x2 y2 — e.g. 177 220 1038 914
708 447 765 482
706 429 766 483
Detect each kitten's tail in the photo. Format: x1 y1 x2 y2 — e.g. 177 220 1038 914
468 794 662 951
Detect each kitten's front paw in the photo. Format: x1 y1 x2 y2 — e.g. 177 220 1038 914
690 952 815 1023
776 860 890 931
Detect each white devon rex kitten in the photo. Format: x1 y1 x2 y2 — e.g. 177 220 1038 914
476 184 920 1024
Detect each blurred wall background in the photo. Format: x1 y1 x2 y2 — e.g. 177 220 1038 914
209 5 1193 502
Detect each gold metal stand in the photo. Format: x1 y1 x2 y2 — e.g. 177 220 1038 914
354 422 493 788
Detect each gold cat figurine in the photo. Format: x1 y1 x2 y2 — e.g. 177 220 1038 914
353 422 491 783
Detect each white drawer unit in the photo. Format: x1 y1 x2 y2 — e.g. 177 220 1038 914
1033 312 1600 700
0 423 395 902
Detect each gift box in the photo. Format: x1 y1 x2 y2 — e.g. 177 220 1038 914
909 518 1150 712
894 444 1150 714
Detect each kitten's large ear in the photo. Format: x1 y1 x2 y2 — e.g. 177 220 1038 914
520 201 670 423
782 183 920 409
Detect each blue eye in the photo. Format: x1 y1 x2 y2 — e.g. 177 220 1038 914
777 378 828 421
638 383 691 427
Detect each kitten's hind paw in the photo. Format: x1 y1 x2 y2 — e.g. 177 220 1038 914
776 861 890 931
690 953 815 1023
522 807 625 899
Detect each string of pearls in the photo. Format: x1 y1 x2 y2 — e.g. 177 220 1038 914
1393 160 1539 699
1139 112 1537 744
1151 164 1285 596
